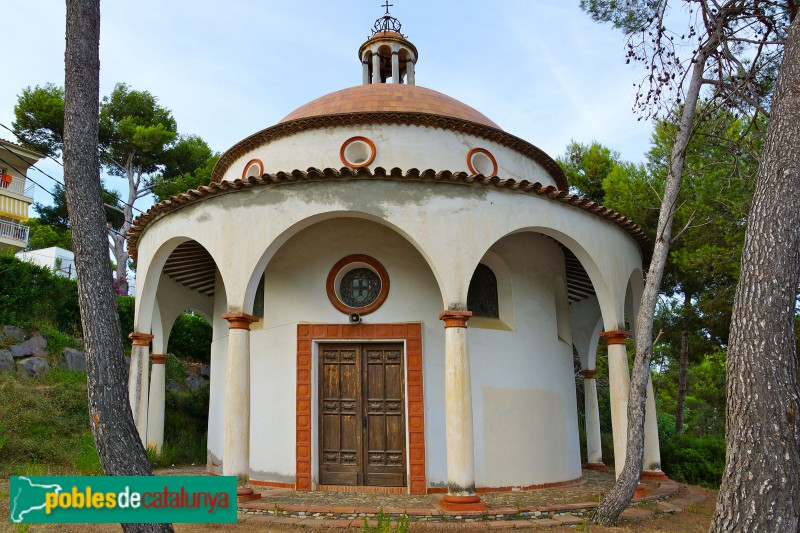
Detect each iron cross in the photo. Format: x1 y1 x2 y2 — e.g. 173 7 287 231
382 1 393 15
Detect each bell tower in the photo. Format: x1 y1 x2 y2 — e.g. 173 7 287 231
358 2 418 85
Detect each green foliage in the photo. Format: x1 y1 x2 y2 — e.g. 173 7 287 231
117 295 135 351
149 386 209 467
23 218 72 251
579 0 658 34
0 369 102 475
99 83 178 177
150 135 220 202
165 353 187 383
557 140 620 203
13 83 65 157
360 509 410 533
168 312 212 362
659 426 726 487
0 252 81 334
33 182 125 231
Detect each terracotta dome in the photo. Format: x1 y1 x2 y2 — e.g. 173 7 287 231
280 84 501 129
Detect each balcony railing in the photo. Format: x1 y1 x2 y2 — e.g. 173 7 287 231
0 219 29 244
0 175 35 198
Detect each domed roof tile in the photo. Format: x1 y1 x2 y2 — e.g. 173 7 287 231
281 84 500 129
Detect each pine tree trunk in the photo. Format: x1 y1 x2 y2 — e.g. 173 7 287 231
675 292 691 434
592 49 709 527
709 14 800 532
62 1 173 531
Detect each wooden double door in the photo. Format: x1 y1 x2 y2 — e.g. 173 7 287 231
318 343 406 487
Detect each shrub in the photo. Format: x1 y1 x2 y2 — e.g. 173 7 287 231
660 431 725 487
168 312 212 362
0 253 81 334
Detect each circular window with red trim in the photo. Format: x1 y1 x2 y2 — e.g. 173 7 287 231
340 136 376 169
466 147 498 177
242 159 264 179
326 254 389 315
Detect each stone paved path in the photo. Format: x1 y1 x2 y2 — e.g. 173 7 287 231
250 470 610 511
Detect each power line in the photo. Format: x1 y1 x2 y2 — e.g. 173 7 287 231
0 154 126 240
0 123 145 216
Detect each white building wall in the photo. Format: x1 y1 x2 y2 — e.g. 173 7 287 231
223 124 557 188
245 218 445 485
229 220 581 488
15 246 76 278
469 234 582 487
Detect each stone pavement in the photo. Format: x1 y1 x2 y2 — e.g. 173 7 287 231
237 469 698 528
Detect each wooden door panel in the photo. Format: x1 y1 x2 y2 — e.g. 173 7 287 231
319 344 361 485
318 342 406 487
363 344 406 486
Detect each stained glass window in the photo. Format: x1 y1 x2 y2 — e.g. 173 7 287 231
467 264 499 318
339 268 382 308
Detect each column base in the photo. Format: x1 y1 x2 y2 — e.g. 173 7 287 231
237 487 262 503
584 462 608 471
633 483 650 499
440 494 487 511
641 470 668 481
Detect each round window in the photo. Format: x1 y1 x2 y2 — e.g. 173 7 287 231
242 158 264 179
326 255 389 315
340 136 376 169
339 268 381 307
466 148 498 177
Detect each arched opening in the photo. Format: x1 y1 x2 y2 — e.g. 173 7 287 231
462 228 617 487
467 263 499 319
238 216 443 490
134 238 224 466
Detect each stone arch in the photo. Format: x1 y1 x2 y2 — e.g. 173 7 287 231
240 210 447 316
466 227 622 331
135 236 226 336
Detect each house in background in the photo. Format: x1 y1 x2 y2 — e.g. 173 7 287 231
15 246 76 279
0 138 41 251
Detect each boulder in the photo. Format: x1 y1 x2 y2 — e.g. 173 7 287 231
0 350 14 373
17 357 49 378
61 347 86 372
166 379 182 392
10 341 33 359
199 365 211 378
28 333 48 356
2 325 25 341
186 373 208 391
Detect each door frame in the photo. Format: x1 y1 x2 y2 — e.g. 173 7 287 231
296 323 426 495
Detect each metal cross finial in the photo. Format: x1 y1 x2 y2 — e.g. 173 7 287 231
382 1 393 15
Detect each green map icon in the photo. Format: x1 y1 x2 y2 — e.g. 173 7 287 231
10 476 63 523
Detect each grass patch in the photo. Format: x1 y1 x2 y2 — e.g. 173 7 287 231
147 385 209 468
0 369 101 476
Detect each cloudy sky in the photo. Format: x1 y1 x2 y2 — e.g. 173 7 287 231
2 0 656 212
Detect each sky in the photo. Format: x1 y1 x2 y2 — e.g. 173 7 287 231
1 0 658 213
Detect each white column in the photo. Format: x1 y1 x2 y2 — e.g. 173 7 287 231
372 52 381 84
391 51 400 83
221 313 257 477
440 310 485 510
602 330 631 478
642 375 666 479
362 60 370 85
406 60 415 85
127 332 153 445
581 369 604 468
146 353 166 454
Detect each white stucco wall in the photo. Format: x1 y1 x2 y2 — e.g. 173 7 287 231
469 234 582 487
221 124 557 188
202 220 583 487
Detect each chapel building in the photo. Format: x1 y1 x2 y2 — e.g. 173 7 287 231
127 11 664 509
